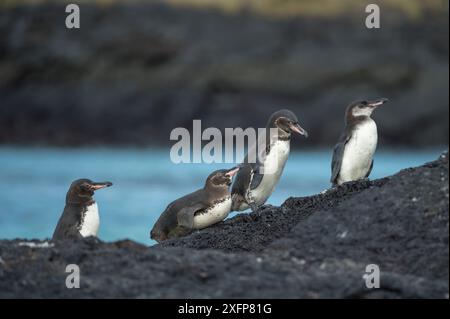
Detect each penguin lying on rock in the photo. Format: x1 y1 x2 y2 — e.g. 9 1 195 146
150 167 239 242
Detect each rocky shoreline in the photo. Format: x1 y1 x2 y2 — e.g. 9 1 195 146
0 151 448 298
1 1 448 147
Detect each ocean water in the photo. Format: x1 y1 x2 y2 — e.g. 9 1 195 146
0 147 443 245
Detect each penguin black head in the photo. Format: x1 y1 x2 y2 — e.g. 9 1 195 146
66 179 113 205
267 109 308 138
205 167 240 189
346 98 388 123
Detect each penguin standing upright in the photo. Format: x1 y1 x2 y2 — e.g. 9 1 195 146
331 98 388 186
52 179 113 240
150 167 239 242
231 109 308 213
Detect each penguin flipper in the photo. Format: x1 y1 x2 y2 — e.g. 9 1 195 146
52 207 84 240
365 160 374 178
231 163 253 197
177 203 206 230
232 162 263 192
249 163 264 190
331 132 351 185
231 162 263 212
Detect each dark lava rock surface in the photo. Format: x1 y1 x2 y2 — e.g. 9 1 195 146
0 152 448 298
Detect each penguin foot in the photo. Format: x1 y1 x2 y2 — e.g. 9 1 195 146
249 203 262 217
356 178 371 187
250 204 273 225
234 214 254 223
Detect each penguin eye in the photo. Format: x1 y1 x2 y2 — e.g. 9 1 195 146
277 117 290 128
80 183 91 191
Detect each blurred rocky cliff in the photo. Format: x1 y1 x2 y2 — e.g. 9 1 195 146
0 0 448 147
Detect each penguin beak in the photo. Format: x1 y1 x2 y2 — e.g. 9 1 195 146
289 123 309 138
368 98 389 109
225 167 240 177
89 181 113 191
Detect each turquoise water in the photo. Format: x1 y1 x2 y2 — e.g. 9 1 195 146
0 147 443 245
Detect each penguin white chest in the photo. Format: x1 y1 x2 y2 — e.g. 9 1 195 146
79 202 100 237
192 197 231 230
250 140 290 205
339 120 378 183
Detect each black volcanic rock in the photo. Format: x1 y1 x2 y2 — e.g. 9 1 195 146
0 151 448 298
0 2 448 147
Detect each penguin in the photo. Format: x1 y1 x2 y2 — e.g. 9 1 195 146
330 98 388 186
150 167 240 242
231 109 308 213
52 179 113 240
